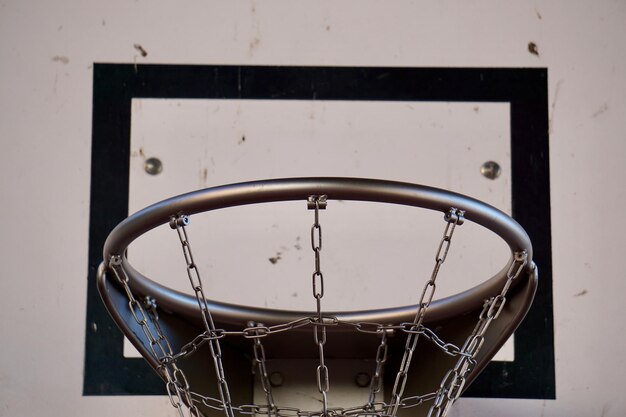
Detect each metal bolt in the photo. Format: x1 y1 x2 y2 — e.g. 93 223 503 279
144 157 163 175
480 161 501 180
269 372 284 387
307 195 328 210
143 296 157 310
355 372 371 388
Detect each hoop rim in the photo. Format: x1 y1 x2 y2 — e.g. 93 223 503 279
102 177 533 325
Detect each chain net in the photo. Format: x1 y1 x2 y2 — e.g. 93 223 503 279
107 196 528 417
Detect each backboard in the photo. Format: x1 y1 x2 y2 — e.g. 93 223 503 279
84 64 554 402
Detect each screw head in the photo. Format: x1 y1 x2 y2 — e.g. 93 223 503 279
269 372 284 387
480 161 501 180
144 157 163 175
355 372 371 388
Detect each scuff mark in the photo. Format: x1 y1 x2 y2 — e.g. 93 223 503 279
592 103 608 118
201 168 208 183
131 145 147 158
292 292 298 297
574 289 588 297
473 106 480 113
549 80 564 134
52 55 69 64
249 37 261 54
102 19 106 26
269 252 282 264
528 42 540 56
325 25 331 31
57 25 63 31
133 44 148 57
248 0 261 56
535 6 543 20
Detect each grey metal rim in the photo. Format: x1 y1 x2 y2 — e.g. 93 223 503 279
102 177 533 326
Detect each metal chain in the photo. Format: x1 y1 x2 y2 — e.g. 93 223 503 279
146 300 202 417
189 391 441 417
169 317 314 362
337 320 466 359
366 330 388 409
386 208 465 417
400 324 470 358
108 257 168 361
107 258 199 417
107 204 528 417
308 195 330 416
426 250 529 417
398 392 439 410
142 296 175 358
249 321 277 417
170 213 235 417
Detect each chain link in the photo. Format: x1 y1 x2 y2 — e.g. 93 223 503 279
108 259 200 417
187 391 443 417
144 298 200 417
308 195 330 416
204 400 404 417
164 316 326 362
398 392 438 409
366 330 388 409
426 250 529 417
249 321 277 417
171 214 236 417
386 208 465 417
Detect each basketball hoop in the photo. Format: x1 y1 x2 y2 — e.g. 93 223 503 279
97 178 537 417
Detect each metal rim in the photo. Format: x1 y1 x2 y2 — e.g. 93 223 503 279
102 177 533 326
